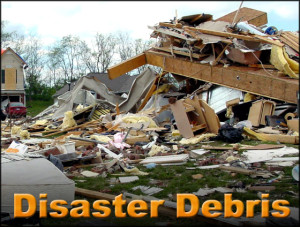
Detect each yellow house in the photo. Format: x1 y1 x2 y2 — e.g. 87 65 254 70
1 47 28 109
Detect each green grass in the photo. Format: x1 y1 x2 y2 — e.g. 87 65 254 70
26 99 54 117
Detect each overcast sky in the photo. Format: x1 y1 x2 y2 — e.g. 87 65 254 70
1 1 299 45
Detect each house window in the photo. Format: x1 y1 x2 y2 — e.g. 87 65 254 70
1 70 5 83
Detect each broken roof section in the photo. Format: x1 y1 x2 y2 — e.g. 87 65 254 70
42 67 157 120
216 7 268 27
88 73 138 94
53 73 138 99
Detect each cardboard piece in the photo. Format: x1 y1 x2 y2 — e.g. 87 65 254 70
170 99 194 138
287 119 299 132
248 100 276 127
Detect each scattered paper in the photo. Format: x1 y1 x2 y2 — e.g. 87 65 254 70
81 170 99 177
119 176 139 183
5 141 28 155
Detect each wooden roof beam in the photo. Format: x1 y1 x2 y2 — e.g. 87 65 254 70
107 53 146 80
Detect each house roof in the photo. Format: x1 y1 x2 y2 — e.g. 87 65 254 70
53 73 138 98
87 73 138 93
1 47 27 65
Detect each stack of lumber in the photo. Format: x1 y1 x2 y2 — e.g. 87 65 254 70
279 31 299 52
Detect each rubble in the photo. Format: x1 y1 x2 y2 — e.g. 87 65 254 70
1 6 299 226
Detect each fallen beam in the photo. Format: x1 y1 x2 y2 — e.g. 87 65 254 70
75 187 240 226
145 50 299 104
107 53 146 79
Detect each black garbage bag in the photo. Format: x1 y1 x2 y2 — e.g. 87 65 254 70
213 123 244 143
1 109 6 121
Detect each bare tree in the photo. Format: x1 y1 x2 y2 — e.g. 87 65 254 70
116 31 134 62
116 32 156 75
20 34 46 101
79 41 97 73
94 32 117 73
22 34 45 77
47 35 87 82
46 45 61 87
1 20 25 54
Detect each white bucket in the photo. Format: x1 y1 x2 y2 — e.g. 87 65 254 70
292 165 299 181
57 142 75 154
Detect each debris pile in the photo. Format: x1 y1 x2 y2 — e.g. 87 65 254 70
148 7 299 79
1 7 299 225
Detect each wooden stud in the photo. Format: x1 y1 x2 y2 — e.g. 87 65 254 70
212 43 230 66
107 53 146 79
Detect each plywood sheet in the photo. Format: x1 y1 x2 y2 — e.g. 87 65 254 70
4 68 16 90
199 100 220 134
248 100 263 127
170 99 194 138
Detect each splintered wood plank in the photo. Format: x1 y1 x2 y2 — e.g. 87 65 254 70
183 102 195 112
107 53 146 79
279 36 299 52
199 100 220 134
75 187 117 201
184 27 284 47
153 46 208 59
242 144 284 150
184 95 207 126
170 99 194 138
212 43 230 66
192 124 207 132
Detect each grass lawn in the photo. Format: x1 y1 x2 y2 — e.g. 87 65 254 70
26 99 54 117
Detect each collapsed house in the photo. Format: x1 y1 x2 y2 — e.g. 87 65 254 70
1 7 299 226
